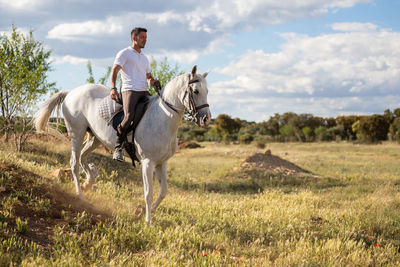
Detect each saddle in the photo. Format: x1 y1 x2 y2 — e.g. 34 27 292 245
99 95 151 166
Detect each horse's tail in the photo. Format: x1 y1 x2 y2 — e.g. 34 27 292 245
34 91 69 133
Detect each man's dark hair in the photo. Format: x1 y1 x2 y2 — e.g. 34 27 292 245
131 27 147 37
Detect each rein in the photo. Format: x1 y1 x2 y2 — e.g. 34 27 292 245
157 77 209 119
157 90 181 113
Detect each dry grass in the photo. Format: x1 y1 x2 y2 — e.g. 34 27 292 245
1 139 400 266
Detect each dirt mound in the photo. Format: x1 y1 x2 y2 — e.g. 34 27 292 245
178 140 201 149
0 162 110 249
241 149 310 175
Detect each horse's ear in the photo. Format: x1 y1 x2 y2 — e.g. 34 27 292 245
203 71 209 78
191 65 197 76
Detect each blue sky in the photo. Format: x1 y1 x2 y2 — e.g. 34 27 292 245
1 0 400 122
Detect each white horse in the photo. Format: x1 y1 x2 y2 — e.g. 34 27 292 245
34 65 211 223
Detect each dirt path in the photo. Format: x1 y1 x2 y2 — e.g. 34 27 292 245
0 162 110 250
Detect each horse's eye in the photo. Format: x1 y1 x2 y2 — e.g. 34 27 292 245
194 89 199 95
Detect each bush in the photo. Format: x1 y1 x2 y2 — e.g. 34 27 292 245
222 133 237 144
254 135 273 148
204 127 222 142
238 133 254 144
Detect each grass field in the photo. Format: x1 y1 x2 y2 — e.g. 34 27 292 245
1 138 400 266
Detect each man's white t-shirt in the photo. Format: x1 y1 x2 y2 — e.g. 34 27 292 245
114 47 150 92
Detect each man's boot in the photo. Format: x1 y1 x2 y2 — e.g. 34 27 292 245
113 128 126 161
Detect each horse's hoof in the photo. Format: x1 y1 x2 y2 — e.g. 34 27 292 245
82 181 94 191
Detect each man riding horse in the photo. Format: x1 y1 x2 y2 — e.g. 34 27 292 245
109 27 161 161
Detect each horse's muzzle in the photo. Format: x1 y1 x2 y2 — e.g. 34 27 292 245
196 108 211 127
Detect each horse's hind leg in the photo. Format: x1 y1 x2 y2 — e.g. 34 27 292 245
152 161 168 212
68 128 86 199
80 132 101 191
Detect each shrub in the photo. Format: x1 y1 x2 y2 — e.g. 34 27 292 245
238 133 254 144
254 135 272 149
223 133 237 144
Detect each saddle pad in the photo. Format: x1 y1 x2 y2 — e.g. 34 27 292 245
98 97 123 123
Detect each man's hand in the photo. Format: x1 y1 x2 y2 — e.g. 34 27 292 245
110 88 119 101
153 80 161 92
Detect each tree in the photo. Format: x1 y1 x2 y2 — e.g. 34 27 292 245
354 115 389 143
394 108 400 118
259 114 280 136
214 114 241 135
389 117 400 141
148 57 184 95
314 126 328 141
326 125 345 141
279 124 297 141
324 117 337 128
336 115 360 140
383 109 395 125
86 60 111 86
214 114 241 142
0 25 55 151
86 61 95 84
301 126 313 142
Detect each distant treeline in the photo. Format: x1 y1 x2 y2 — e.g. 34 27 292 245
178 108 400 145
5 108 399 146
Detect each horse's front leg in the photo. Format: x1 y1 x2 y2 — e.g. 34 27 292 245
69 129 86 200
141 158 155 224
152 161 168 212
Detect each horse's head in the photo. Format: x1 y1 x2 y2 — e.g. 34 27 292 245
184 65 211 127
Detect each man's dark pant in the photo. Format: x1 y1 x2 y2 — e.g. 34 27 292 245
116 90 151 149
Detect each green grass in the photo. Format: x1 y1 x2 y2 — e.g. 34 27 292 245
1 139 400 265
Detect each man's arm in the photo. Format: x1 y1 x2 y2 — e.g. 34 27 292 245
110 64 122 101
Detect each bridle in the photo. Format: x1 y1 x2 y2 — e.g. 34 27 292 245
183 77 210 120
158 76 209 122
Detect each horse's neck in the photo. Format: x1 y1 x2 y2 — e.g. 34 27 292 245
161 74 188 112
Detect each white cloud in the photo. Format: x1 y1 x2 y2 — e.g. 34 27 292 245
51 55 89 65
145 11 186 25
156 36 228 64
331 22 378 32
45 0 371 47
0 0 49 10
47 18 123 41
210 24 400 120
184 0 372 32
51 55 114 67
